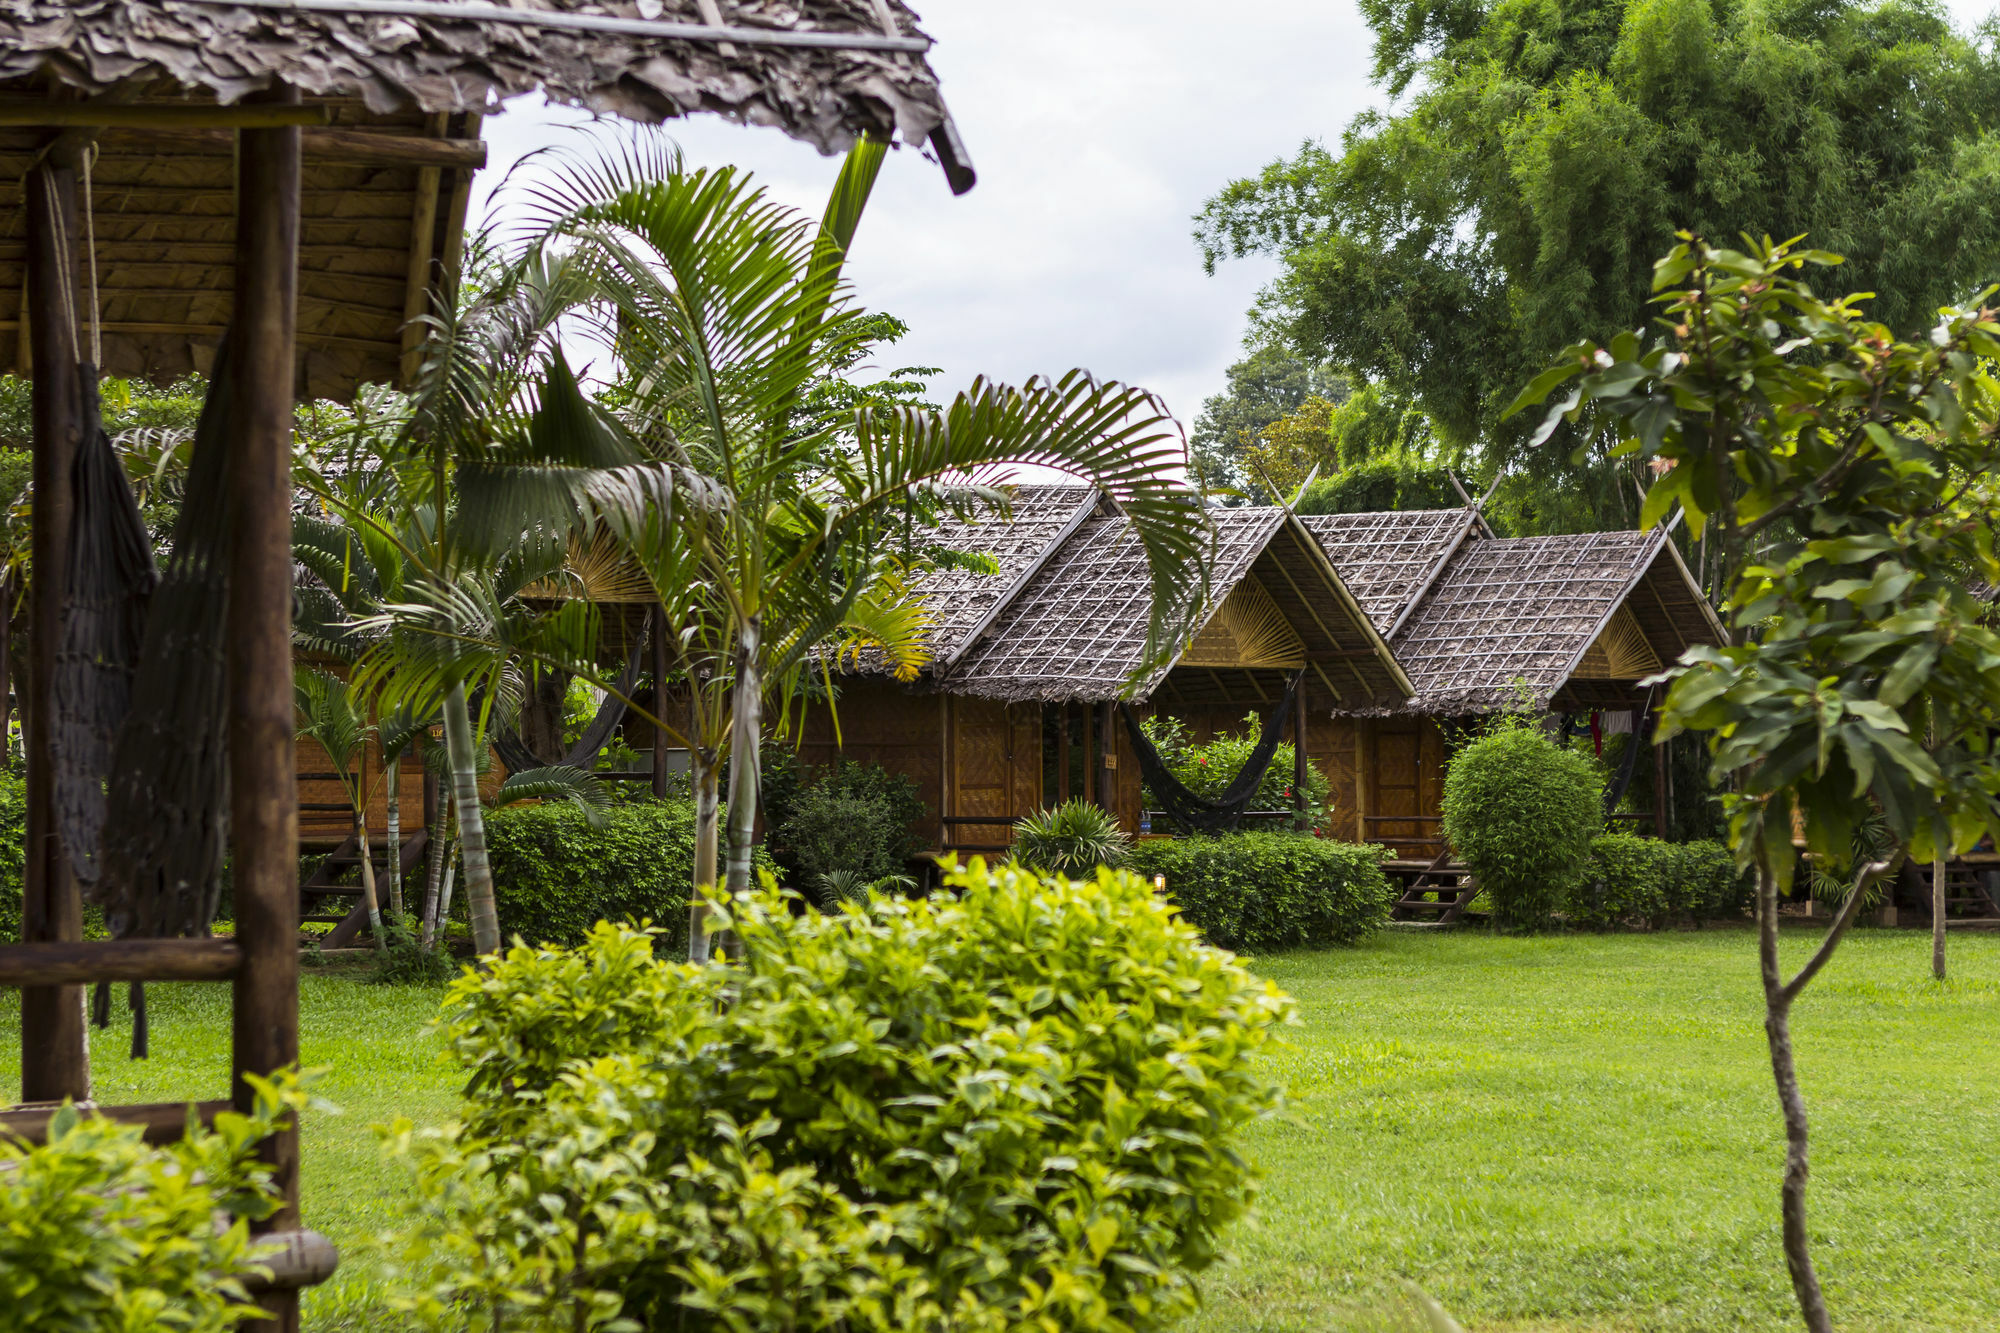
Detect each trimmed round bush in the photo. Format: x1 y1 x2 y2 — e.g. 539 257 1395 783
1441 722 1603 930
1128 832 1393 950
406 861 1293 1333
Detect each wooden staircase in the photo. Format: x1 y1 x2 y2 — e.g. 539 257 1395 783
1922 860 2000 922
1387 848 1478 924
300 829 430 947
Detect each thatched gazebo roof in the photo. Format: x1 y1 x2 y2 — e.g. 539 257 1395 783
943 502 1411 708
0 0 966 400
1302 507 1478 637
1383 527 1725 715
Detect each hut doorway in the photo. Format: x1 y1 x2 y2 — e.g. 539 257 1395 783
1363 719 1446 857
944 698 1041 856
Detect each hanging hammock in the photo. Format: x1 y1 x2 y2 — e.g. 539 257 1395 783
1119 670 1303 834
492 641 646 774
53 369 158 887
88 336 237 1048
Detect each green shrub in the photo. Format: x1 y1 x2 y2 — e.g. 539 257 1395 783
1571 835 1754 928
769 758 926 887
483 797 767 949
1140 714 1332 831
393 862 1292 1333
1442 720 1603 930
0 1070 306 1332
1012 798 1132 873
1128 832 1393 950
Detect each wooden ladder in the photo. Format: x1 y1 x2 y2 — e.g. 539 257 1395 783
1390 846 1478 924
300 829 431 947
1924 861 2000 920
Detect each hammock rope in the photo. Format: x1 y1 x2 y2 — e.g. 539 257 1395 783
1119 670 1302 834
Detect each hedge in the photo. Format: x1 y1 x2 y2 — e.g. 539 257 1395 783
1569 834 1752 928
484 798 769 950
1128 832 1393 951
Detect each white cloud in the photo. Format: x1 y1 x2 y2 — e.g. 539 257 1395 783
474 0 2000 432
475 2 1385 429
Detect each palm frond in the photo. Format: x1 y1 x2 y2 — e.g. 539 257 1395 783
493 764 611 828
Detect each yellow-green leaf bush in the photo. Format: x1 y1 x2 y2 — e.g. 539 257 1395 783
1441 721 1604 930
1127 833 1393 950
388 860 1293 1333
0 1070 309 1332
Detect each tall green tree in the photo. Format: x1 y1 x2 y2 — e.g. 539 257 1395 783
1512 235 2000 1331
1190 343 1346 498
1197 0 2000 481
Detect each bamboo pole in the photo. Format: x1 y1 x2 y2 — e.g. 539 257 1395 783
21 148 87 1105
652 605 671 800
1293 678 1310 831
227 91 306 1333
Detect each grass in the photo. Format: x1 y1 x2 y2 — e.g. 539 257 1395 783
0 961 458 1329
1190 925 2000 1333
2 927 1996 1331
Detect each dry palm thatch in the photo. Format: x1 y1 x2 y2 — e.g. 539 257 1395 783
0 0 965 399
1301 508 1478 636
1386 528 1723 715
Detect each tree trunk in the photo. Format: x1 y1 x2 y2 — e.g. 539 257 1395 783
443 680 501 956
1756 863 1832 1333
384 752 405 921
688 757 720 963
1932 856 1947 980
724 619 763 897
355 811 385 952
434 840 458 946
419 806 446 951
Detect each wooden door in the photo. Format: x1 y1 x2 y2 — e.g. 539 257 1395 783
1371 722 1431 857
947 698 1041 855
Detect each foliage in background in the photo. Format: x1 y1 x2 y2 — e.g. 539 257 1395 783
1011 799 1133 875
1441 718 1604 930
1572 834 1750 930
1140 714 1332 831
1195 0 2000 494
1190 343 1347 500
0 1069 310 1333
480 797 766 951
1597 728 1727 844
1129 833 1393 951
766 757 926 889
1296 455 1461 517
0 767 22 940
389 862 1292 1333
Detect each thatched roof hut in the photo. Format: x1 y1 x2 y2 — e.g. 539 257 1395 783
855 487 1410 710
0 0 966 398
1307 511 1725 716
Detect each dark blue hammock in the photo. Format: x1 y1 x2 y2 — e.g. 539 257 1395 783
1119 670 1302 833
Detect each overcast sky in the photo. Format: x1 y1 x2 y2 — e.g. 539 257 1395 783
474 0 1999 435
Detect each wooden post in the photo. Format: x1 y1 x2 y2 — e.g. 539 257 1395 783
1653 714 1671 841
21 149 87 1104
1056 704 1071 804
1097 701 1117 815
650 605 671 800
228 93 303 1333
1293 679 1310 831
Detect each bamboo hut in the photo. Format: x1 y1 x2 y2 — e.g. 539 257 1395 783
799 487 1413 854
1310 511 1726 857
0 3 964 1324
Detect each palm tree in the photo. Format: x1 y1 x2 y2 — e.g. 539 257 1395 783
513 138 1213 958
293 667 388 951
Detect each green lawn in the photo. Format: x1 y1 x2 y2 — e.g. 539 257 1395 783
3 928 1996 1332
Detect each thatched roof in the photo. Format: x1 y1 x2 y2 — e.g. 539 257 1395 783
1302 508 1477 636
907 485 1098 667
0 0 963 400
1384 526 1725 715
944 505 1410 707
